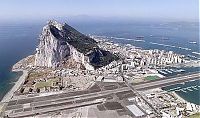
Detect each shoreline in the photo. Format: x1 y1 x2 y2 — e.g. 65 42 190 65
1 69 28 103
172 91 188 103
172 91 200 106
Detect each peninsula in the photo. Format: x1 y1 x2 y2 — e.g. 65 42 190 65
0 20 199 118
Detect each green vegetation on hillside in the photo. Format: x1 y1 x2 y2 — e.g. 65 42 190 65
49 22 119 68
62 23 98 54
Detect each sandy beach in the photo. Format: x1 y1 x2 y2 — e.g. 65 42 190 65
1 69 28 103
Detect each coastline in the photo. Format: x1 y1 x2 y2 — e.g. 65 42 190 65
151 88 192 104
1 69 28 103
172 91 187 103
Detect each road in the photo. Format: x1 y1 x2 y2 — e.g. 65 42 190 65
123 78 161 117
120 67 161 117
1 70 28 103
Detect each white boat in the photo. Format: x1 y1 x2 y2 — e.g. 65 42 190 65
193 88 198 90
159 70 168 75
176 69 185 72
169 69 176 72
175 89 181 92
192 52 200 55
164 69 173 74
189 41 197 44
191 86 198 90
187 88 193 91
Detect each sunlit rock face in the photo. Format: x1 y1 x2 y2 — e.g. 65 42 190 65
35 20 94 70
35 20 117 70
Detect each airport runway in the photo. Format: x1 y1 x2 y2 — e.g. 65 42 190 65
133 72 200 90
3 72 199 117
4 82 133 117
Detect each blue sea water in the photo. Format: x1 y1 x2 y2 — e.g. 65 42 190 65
0 20 199 104
0 22 42 100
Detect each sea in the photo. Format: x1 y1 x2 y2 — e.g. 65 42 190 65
0 19 199 104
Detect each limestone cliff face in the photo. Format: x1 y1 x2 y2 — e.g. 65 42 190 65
35 20 118 70
35 20 94 70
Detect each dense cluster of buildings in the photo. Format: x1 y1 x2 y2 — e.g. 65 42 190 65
93 37 186 83
141 89 200 118
96 37 186 69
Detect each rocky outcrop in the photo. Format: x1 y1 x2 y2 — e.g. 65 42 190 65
35 22 69 68
35 20 117 70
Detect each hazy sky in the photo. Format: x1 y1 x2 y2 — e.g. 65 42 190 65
0 0 199 21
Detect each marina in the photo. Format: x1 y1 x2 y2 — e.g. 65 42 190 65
167 85 199 92
158 69 186 75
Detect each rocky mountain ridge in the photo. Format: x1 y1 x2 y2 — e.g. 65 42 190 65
35 20 118 69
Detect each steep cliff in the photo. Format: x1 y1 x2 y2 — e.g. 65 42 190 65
35 20 118 69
